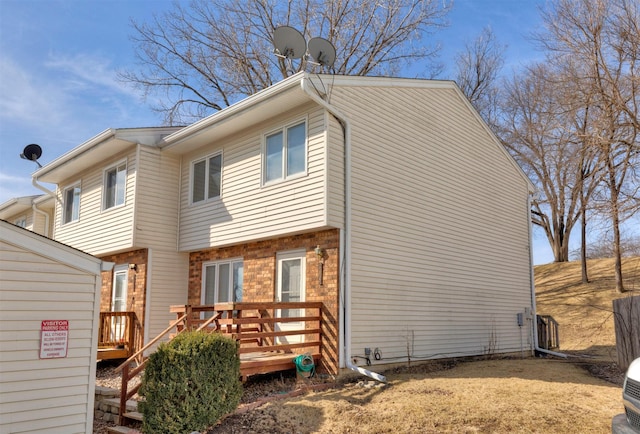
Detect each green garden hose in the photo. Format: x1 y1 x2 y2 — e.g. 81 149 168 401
293 353 315 377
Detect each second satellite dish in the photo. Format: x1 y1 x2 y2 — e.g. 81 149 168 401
308 37 336 67
273 26 306 59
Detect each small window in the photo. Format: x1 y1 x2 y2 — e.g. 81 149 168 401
104 161 127 209
264 121 306 184
191 153 222 203
63 183 81 224
14 216 27 228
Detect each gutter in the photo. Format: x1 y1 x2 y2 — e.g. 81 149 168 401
300 75 386 382
527 193 567 359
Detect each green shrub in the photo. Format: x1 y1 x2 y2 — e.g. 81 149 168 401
138 331 242 434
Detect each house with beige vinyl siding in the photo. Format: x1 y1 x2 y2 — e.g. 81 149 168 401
159 72 537 376
20 72 536 378
0 194 54 237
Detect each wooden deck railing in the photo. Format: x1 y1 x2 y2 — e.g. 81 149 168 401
537 314 560 350
114 302 324 427
97 311 139 361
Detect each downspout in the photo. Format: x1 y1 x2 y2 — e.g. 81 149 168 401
32 177 59 201
32 203 49 237
527 193 567 359
301 75 386 382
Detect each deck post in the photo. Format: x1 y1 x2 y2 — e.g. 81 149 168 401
119 363 129 425
185 304 193 331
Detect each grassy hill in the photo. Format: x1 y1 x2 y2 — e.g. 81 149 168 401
535 256 640 361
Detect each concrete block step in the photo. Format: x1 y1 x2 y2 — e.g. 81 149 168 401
123 411 144 422
101 397 138 413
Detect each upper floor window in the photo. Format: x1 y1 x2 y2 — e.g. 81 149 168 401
264 121 306 184
104 161 127 210
191 153 222 204
14 216 27 228
63 182 81 224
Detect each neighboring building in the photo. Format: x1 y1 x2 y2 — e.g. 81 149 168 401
22 73 536 376
0 220 109 434
0 195 55 237
31 127 187 354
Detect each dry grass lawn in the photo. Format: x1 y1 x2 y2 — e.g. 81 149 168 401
207 257 639 434
210 358 621 433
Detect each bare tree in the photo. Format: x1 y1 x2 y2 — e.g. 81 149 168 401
119 0 451 124
454 26 505 127
537 0 640 292
500 64 590 263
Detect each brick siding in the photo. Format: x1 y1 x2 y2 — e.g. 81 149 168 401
189 229 341 374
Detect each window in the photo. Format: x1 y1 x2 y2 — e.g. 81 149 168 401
104 161 126 209
264 121 306 184
202 259 243 307
63 183 81 224
192 153 222 203
14 216 27 228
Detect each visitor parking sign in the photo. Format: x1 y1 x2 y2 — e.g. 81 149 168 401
40 320 69 359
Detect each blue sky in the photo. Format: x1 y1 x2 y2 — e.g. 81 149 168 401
0 0 559 263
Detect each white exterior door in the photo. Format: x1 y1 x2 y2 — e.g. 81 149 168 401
275 250 305 344
110 265 128 341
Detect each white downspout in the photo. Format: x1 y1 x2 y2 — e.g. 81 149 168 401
527 193 567 359
301 75 386 382
32 177 59 201
32 203 50 237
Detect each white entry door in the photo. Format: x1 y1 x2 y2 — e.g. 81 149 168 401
275 250 306 344
110 265 128 341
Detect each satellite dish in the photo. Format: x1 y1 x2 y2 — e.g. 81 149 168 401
20 143 43 168
308 37 336 67
273 26 306 59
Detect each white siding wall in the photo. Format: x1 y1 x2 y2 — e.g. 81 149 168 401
134 148 189 341
53 149 136 255
0 224 101 434
332 84 533 363
178 104 333 251
5 208 53 238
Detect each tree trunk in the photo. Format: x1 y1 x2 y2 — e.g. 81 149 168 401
613 210 625 293
580 207 589 283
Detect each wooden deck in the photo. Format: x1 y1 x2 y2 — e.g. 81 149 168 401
97 311 139 362
239 351 321 378
114 302 326 427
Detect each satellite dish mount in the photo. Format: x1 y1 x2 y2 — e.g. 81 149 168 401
20 144 43 168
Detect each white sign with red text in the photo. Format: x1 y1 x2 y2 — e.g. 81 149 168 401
40 320 69 359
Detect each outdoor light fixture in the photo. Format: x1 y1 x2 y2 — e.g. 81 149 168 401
314 245 325 286
129 263 138 272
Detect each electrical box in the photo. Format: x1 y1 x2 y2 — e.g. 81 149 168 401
517 312 524 327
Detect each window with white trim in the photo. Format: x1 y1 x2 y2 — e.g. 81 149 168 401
104 161 127 210
191 153 222 203
202 259 243 307
264 121 306 184
14 216 27 228
63 182 81 224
